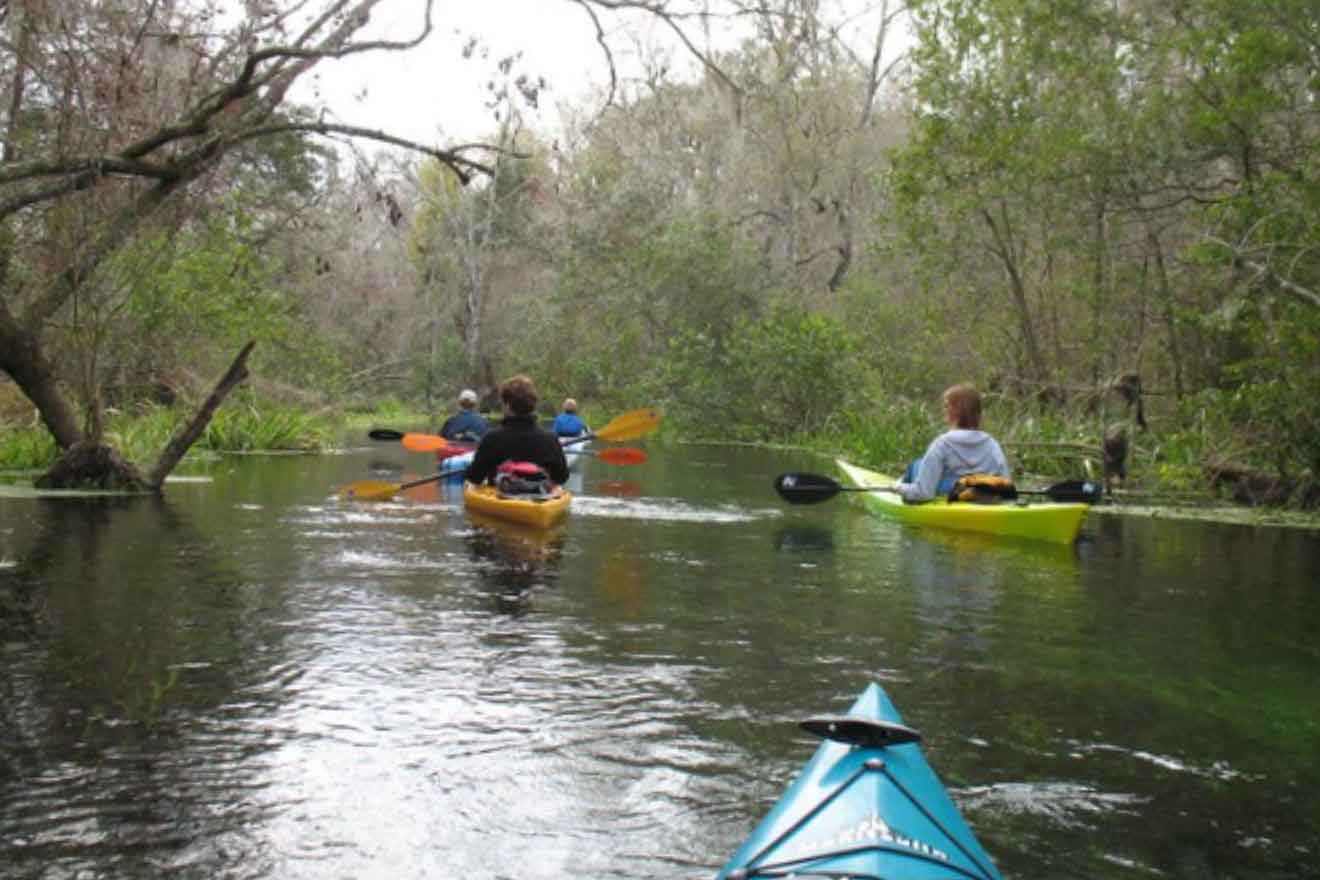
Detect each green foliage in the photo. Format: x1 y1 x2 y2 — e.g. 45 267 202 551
829 398 939 474
556 213 769 355
0 427 58 470
200 396 334 452
341 398 431 425
111 210 349 400
104 406 191 465
1218 304 1320 475
652 305 864 442
101 397 333 462
838 274 974 398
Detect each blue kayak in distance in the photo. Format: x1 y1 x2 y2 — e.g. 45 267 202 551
716 683 1003 880
436 439 587 482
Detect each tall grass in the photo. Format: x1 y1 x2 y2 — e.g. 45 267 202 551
341 397 434 430
199 399 334 452
822 398 938 473
106 398 334 456
105 405 189 463
0 397 337 471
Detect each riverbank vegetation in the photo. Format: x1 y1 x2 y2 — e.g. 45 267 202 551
2 1 1317 510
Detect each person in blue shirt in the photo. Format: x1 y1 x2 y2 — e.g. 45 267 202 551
440 388 490 444
551 398 589 439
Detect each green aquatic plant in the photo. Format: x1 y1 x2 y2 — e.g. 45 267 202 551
201 398 334 452
0 427 58 470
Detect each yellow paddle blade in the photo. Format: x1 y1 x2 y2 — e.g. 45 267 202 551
593 408 662 443
338 479 401 501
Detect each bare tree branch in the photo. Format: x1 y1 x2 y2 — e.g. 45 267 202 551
234 122 493 181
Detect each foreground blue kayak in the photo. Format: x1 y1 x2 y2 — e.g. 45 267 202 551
716 683 1003 880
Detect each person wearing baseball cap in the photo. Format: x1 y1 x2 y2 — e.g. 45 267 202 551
440 388 490 443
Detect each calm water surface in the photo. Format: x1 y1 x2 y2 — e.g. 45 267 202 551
2 442 1318 879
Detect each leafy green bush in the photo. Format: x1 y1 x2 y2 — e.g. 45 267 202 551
0 427 58 470
654 305 865 442
112 211 349 402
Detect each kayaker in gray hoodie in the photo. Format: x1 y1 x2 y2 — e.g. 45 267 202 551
895 384 1011 503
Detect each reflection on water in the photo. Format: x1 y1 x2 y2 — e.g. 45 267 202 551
1 445 1318 879
771 521 836 554
598 479 643 498
464 512 566 614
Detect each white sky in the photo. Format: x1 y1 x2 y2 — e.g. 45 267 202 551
296 1 708 147
294 1 907 150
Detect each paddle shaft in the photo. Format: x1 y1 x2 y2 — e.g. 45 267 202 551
344 408 660 500
830 485 1069 498
386 428 605 493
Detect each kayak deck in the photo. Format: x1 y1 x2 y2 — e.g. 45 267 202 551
462 482 571 529
716 683 1003 880
836 458 1088 545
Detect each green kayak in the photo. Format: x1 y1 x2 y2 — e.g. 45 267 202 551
836 458 1089 545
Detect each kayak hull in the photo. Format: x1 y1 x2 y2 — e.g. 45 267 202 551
836 458 1088 545
463 483 572 529
716 683 1003 880
439 450 473 481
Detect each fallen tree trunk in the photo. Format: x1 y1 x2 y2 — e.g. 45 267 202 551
146 342 256 489
32 342 257 492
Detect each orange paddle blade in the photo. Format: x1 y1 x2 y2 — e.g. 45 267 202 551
401 433 450 453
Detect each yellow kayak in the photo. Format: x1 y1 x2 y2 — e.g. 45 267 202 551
463 482 572 529
836 458 1088 545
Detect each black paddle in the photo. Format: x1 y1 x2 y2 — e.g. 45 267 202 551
774 472 1102 505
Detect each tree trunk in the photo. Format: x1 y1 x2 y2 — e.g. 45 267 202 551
1147 227 1185 399
34 441 148 492
0 307 84 449
981 206 1047 382
146 341 256 488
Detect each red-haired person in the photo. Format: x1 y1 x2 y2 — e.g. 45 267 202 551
894 384 1011 503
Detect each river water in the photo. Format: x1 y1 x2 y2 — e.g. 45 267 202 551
1 442 1317 879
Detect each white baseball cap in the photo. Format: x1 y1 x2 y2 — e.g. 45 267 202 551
458 389 478 405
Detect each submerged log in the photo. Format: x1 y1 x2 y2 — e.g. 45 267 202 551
1205 457 1300 508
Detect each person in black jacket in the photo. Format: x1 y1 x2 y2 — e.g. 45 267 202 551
464 375 570 486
